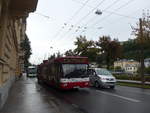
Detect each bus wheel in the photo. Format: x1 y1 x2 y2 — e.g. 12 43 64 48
38 78 42 84
95 81 99 88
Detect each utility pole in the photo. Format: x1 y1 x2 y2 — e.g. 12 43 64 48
139 18 145 86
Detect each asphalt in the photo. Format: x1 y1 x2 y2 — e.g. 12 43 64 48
0 76 82 113
1 77 150 113
46 83 150 113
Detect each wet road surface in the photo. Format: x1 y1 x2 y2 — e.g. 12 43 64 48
1 77 150 113
46 82 150 113
0 76 81 113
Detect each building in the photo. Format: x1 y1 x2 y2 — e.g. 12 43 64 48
144 58 150 68
0 0 38 109
114 59 140 73
124 64 139 74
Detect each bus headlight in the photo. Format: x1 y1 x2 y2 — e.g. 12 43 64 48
85 82 89 85
63 83 68 86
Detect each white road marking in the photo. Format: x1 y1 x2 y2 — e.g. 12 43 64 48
72 104 79 108
96 90 141 103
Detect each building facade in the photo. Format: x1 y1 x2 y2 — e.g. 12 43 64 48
0 0 38 109
144 58 150 68
114 59 140 73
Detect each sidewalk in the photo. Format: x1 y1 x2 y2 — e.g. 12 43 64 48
0 76 61 113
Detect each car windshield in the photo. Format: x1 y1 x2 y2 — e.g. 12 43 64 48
95 69 112 76
62 64 88 78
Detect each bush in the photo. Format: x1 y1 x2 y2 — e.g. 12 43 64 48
113 74 150 82
145 67 150 74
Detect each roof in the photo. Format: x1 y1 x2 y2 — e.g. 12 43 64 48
144 58 150 62
115 59 139 63
125 64 139 67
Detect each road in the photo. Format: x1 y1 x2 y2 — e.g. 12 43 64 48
1 77 150 113
46 81 150 113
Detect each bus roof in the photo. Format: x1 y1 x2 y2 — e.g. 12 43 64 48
28 66 36 68
54 56 88 64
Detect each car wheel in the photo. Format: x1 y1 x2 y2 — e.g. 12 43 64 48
95 81 100 88
110 86 115 89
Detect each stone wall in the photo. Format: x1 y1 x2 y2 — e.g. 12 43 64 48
0 0 38 109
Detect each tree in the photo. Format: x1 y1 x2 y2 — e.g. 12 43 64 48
56 51 63 58
65 49 76 56
20 34 32 71
132 12 150 85
131 12 150 58
48 53 56 61
96 36 122 69
74 35 94 55
74 35 99 62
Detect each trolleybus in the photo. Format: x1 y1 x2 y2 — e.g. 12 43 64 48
37 56 89 90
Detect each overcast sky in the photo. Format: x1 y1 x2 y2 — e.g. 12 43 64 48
26 0 150 64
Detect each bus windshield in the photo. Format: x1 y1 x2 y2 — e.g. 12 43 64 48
28 67 37 74
62 64 88 78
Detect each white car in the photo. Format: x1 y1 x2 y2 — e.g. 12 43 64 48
88 68 116 89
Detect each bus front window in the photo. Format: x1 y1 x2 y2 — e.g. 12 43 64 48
28 68 37 74
62 64 88 78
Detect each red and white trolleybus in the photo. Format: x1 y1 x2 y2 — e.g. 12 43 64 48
37 56 90 90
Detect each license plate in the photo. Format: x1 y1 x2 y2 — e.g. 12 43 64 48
74 86 80 88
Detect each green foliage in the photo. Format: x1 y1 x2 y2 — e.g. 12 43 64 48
114 74 150 82
145 67 150 74
20 34 32 69
48 54 56 61
125 14 150 60
64 35 122 67
48 52 63 61
122 38 150 60
117 82 150 89
65 49 76 56
96 36 122 69
74 35 100 62
115 66 122 70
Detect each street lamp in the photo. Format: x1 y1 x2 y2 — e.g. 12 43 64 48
95 10 102 15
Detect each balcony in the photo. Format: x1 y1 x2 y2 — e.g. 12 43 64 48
9 0 38 18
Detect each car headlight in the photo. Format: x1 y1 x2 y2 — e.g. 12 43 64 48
101 78 106 80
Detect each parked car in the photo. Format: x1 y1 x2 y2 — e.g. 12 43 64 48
88 68 116 89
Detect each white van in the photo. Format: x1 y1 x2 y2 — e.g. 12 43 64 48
88 68 116 89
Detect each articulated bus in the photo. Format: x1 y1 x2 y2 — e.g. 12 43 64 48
37 56 90 90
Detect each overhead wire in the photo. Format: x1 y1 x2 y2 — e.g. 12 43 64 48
53 0 91 40
58 0 107 41
64 0 138 45
87 0 137 41
65 0 126 42
54 0 141 47
108 8 145 25
65 0 138 40
89 0 136 28
35 12 51 19
78 0 123 35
